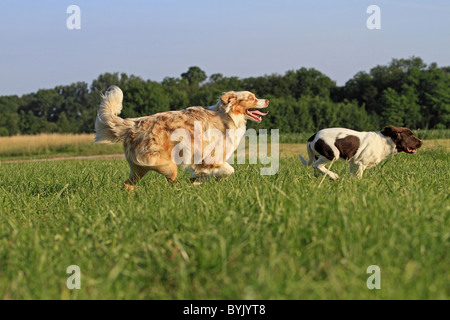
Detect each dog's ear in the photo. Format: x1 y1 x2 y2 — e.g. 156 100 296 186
381 126 393 136
220 92 237 105
219 92 237 113
381 126 401 141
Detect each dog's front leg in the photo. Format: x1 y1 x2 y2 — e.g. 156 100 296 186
213 162 235 177
188 163 235 185
189 174 207 186
203 162 235 179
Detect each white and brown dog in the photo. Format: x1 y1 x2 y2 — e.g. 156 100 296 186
95 86 269 189
299 126 423 179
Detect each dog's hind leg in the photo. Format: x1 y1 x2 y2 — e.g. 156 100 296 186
354 163 366 179
348 158 356 177
124 164 150 191
312 156 320 176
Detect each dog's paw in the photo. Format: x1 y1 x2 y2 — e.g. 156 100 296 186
329 173 340 180
189 176 204 186
123 183 135 191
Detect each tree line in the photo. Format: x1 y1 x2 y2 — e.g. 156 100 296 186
0 56 449 137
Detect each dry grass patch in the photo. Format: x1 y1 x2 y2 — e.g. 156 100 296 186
0 133 95 155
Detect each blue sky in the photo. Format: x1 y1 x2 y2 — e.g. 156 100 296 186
1 0 450 95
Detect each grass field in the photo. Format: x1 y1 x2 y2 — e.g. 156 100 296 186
0 138 449 299
1 130 450 160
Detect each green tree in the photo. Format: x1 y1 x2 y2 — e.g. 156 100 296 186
181 66 207 87
342 71 378 112
417 64 450 128
0 57 448 136
0 127 9 136
380 88 406 126
292 68 336 99
56 112 77 133
5 113 20 135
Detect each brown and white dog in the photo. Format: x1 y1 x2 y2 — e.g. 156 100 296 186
299 126 423 180
94 86 269 189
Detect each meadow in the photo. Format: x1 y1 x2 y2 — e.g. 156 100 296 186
0 135 449 299
1 129 449 160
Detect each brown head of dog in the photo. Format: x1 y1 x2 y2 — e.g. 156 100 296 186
380 126 423 153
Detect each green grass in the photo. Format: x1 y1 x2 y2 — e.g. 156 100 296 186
0 148 449 299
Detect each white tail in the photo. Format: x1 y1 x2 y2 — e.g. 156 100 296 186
299 142 315 166
94 86 132 143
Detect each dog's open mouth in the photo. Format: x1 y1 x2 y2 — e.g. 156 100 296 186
246 109 269 122
397 145 418 154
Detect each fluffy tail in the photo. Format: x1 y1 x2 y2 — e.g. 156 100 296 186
94 86 132 143
299 142 315 166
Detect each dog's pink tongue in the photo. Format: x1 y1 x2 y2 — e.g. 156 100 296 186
407 147 417 153
252 110 269 116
